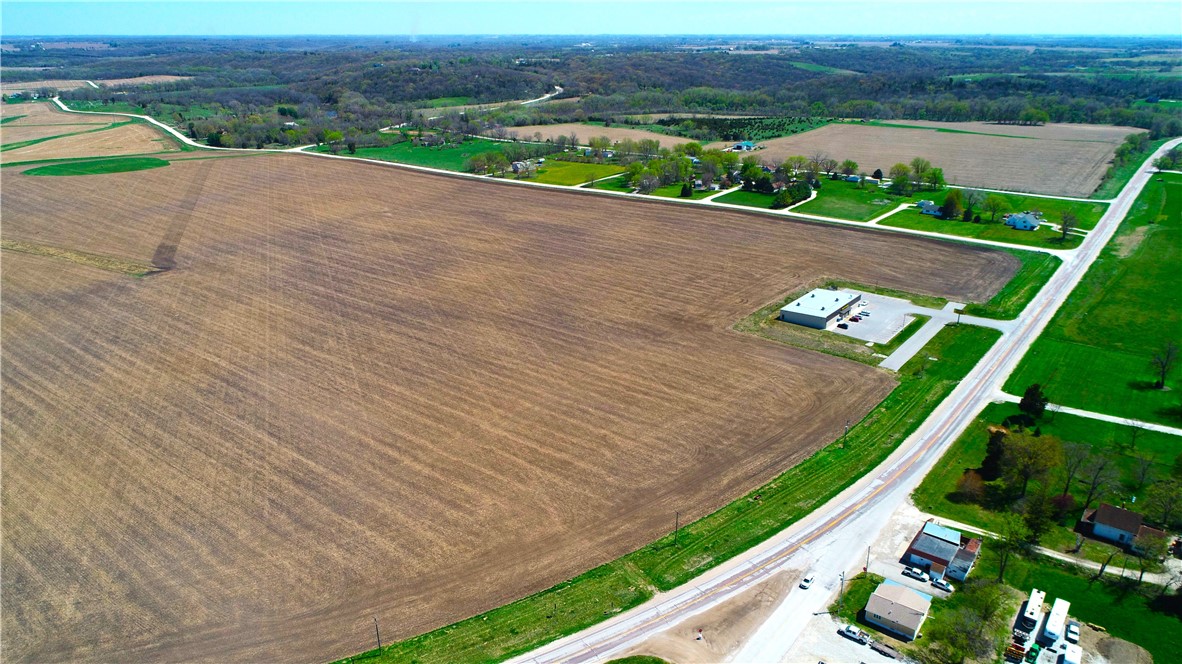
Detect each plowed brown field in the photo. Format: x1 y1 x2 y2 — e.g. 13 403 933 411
1 154 1017 663
1 123 177 161
745 123 1125 197
508 122 698 148
1 101 121 125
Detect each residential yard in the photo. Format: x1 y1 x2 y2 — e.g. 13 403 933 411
912 402 1180 563
311 138 510 171
650 183 717 200
880 208 1084 249
530 160 623 186
713 189 778 209
584 174 634 192
791 180 908 221
1004 172 1182 425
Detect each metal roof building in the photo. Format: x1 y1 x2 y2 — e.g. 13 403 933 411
779 289 860 330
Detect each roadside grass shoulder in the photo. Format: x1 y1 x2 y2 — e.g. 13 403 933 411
828 572 883 626
341 325 1001 664
1004 172 1182 424
313 139 509 171
23 156 170 176
531 161 623 186
975 551 1180 664
960 249 1061 320
912 401 1179 563
1093 137 1173 200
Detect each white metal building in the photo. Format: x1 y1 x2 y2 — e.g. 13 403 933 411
779 289 861 329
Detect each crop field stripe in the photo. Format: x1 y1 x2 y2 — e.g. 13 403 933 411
1 239 159 276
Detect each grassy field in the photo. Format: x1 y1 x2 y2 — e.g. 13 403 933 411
585 174 634 192
790 180 905 221
23 156 170 176
912 402 1179 562
346 325 1002 663
976 551 1181 664
1005 172 1182 424
959 249 1061 320
313 138 511 171
530 160 623 186
714 189 778 209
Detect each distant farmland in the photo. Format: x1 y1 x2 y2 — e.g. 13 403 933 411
506 122 699 148
2 154 1017 662
747 122 1142 197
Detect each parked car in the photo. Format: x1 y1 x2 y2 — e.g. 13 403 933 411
1066 622 1080 644
800 575 814 589
902 566 930 582
837 323 849 329
839 624 870 644
931 578 954 593
851 316 861 322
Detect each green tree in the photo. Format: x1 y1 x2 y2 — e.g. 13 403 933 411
982 195 1009 223
1001 431 1062 498
840 159 859 176
888 163 912 195
1019 383 1049 420
910 157 931 184
995 513 1031 583
940 189 964 220
1059 210 1078 242
924 167 945 191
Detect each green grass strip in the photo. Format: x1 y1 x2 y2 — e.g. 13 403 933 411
1092 137 1173 200
1 119 138 151
960 249 1061 319
25 156 170 176
0 114 28 124
341 324 1001 663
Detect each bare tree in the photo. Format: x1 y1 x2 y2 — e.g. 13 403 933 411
1059 211 1078 242
1080 455 1119 512
820 157 839 175
1134 453 1157 492
1060 442 1090 496
1133 531 1169 585
995 512 1031 582
1095 546 1121 580
808 151 829 173
1123 418 1142 451
962 189 985 218
983 194 1009 223
1150 340 1178 389
1147 478 1181 527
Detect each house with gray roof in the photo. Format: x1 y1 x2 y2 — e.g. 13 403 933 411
865 580 931 640
903 521 981 581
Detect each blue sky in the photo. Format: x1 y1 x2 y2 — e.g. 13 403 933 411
2 1 1178 37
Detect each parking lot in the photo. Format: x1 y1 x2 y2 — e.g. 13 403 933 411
829 290 944 345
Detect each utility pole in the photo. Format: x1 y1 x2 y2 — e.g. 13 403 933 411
844 419 850 439
839 571 846 613
373 617 382 652
674 511 681 546
866 546 871 573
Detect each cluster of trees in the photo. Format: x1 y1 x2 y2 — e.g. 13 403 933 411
954 384 1181 571
1154 146 1182 171
884 157 946 196
462 141 559 176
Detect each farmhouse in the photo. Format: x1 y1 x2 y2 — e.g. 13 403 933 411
917 200 941 216
779 289 861 329
1005 211 1042 231
903 520 981 581
731 140 757 151
865 581 931 640
1082 503 1168 550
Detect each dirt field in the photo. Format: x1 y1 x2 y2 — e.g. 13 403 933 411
1 75 191 93
880 119 1144 143
507 122 699 148
742 123 1125 197
0 122 109 144
2 154 1017 663
1 101 120 125
1 123 178 161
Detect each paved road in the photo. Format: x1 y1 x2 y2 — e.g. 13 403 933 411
509 139 1182 664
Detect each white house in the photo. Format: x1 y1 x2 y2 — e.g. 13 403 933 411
865 581 931 640
1005 212 1041 231
779 289 861 330
916 200 940 216
1084 503 1168 550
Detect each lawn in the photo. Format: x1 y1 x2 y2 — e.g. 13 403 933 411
714 189 777 209
531 160 623 186
880 209 1083 249
650 183 717 200
313 138 511 172
23 156 170 176
975 551 1181 664
344 324 1002 663
585 174 634 192
791 180 907 221
1004 172 1182 424
959 249 1061 320
829 572 884 626
912 402 1180 560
